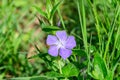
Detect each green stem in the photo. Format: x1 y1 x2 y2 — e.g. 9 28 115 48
58 8 66 30
74 54 77 62
77 0 88 53
55 0 66 30
77 0 91 75
104 5 120 61
111 6 120 60
77 0 90 62
50 18 53 25
58 60 62 74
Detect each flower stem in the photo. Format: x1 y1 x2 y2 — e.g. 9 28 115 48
58 60 62 74
74 54 77 62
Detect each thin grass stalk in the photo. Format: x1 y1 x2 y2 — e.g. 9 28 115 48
104 5 120 61
77 0 90 75
77 0 88 55
55 0 66 31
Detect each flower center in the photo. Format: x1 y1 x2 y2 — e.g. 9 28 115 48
56 40 65 49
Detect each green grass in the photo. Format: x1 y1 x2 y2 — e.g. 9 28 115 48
0 0 120 80
0 0 47 79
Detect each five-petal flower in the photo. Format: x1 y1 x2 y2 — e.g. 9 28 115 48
46 31 76 60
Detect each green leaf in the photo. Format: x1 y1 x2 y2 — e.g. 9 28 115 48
116 35 120 50
10 76 51 80
62 63 79 77
42 25 61 32
50 1 62 19
34 6 47 19
13 0 27 7
72 49 87 57
105 70 113 80
30 77 48 80
46 71 64 78
92 65 104 79
46 0 52 14
92 53 108 79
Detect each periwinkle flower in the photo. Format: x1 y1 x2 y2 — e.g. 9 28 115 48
46 31 76 60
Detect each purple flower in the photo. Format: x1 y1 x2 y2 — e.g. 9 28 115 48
46 31 76 60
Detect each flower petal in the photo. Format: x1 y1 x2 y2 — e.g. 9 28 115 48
56 31 67 41
48 46 59 56
65 36 76 49
59 48 72 60
46 35 58 45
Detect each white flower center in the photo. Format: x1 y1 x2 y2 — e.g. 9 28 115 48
56 40 66 49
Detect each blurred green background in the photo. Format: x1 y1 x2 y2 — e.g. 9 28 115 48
0 0 120 79
0 0 48 79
